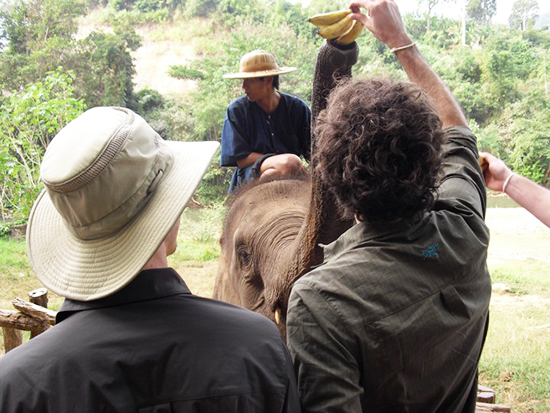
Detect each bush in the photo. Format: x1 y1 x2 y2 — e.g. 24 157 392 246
0 69 86 220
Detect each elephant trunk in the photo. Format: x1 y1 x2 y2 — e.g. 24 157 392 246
272 41 359 323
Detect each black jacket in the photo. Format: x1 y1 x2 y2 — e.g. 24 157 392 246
0 268 300 412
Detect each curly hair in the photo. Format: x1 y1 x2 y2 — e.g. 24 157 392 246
314 78 445 223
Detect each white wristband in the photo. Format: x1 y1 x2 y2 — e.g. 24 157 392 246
389 42 417 53
502 172 516 193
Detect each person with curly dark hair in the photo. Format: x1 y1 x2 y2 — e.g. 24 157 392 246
314 78 445 223
286 1 491 412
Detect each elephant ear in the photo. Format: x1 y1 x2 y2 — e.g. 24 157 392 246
272 40 359 323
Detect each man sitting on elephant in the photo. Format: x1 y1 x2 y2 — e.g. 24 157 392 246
221 50 311 193
286 1 491 412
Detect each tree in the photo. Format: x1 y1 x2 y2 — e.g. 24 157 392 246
72 22 141 108
0 0 85 56
467 0 496 26
0 0 141 108
509 0 539 31
419 0 455 32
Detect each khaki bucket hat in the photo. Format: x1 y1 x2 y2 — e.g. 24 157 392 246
223 50 297 79
26 107 219 301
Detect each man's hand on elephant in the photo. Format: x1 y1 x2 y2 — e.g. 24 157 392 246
348 0 412 49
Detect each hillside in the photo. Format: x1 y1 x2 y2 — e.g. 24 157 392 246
77 13 198 99
132 27 198 98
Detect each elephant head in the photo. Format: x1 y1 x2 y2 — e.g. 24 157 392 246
213 177 311 337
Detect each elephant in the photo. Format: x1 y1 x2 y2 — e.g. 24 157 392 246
213 41 359 337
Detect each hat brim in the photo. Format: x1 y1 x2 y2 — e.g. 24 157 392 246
223 67 297 79
26 140 219 301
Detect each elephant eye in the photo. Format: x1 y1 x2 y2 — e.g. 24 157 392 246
237 245 251 265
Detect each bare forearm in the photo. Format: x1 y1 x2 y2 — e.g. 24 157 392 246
349 0 467 128
505 174 550 227
236 152 263 169
393 47 467 129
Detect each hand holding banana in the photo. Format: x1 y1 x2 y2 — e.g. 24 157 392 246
308 8 364 45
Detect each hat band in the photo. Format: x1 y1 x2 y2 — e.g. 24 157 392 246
240 62 279 73
54 141 173 241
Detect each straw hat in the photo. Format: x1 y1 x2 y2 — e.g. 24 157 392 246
26 107 219 301
223 50 297 79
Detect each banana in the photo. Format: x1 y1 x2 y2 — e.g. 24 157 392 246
336 20 364 45
308 9 352 27
317 15 354 40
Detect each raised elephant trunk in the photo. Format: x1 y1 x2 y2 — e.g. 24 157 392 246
214 41 359 337
271 41 359 326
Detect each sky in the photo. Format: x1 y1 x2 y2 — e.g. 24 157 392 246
291 0 550 25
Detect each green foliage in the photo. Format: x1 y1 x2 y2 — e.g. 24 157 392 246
0 69 86 220
0 0 140 109
134 87 166 113
168 64 206 80
180 202 225 243
0 219 27 239
1 0 550 215
504 101 550 184
0 0 86 55
0 0 85 90
184 0 219 18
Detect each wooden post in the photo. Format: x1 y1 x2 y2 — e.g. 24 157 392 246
28 288 49 338
2 327 23 353
29 288 48 308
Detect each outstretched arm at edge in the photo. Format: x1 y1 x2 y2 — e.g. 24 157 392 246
480 152 550 227
349 0 467 129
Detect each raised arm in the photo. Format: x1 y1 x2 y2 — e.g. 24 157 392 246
480 152 550 227
349 0 467 129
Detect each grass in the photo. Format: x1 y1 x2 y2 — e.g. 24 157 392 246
480 207 550 412
0 238 63 311
480 258 550 412
1 205 549 412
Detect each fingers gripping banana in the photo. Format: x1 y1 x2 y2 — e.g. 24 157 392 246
308 8 363 43
336 20 364 45
308 9 352 26
317 15 354 40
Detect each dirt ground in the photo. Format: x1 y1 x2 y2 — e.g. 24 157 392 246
485 207 550 307
486 207 550 263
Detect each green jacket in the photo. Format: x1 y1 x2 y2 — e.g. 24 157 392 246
287 126 490 413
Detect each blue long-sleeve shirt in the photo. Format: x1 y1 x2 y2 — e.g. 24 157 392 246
221 92 311 192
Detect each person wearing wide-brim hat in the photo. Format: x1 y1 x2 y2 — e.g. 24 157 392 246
221 50 312 193
0 107 300 412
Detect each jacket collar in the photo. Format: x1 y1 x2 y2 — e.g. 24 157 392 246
322 215 426 263
56 268 191 323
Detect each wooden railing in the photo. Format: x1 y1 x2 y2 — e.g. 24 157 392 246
0 288 57 353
